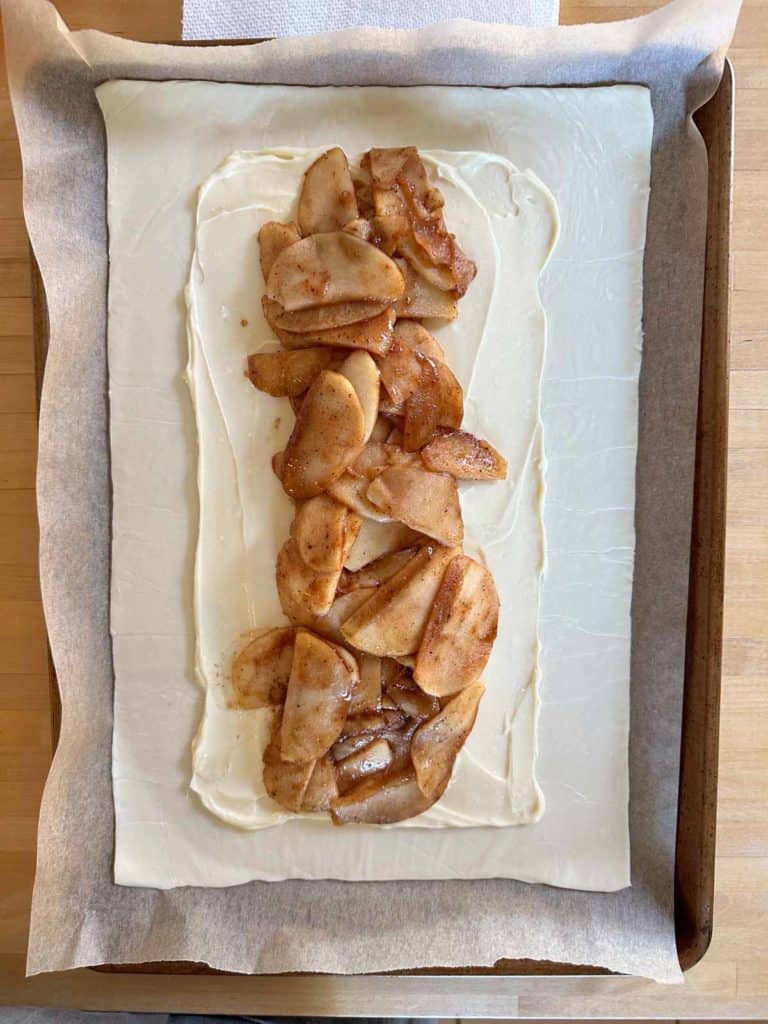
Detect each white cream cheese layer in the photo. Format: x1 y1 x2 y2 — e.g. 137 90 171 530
187 148 559 829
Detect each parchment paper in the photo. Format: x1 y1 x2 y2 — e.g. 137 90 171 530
3 0 741 981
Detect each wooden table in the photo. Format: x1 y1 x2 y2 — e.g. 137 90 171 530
0 0 766 1016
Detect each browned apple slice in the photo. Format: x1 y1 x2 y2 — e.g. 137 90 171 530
281 630 354 762
312 587 377 646
281 370 365 498
263 295 391 334
410 683 485 801
403 357 441 451
392 259 457 320
421 429 508 480
258 221 301 282
344 518 423 572
326 466 397 522
338 545 420 594
352 164 375 219
392 319 446 362
263 715 315 812
246 346 334 398
269 303 395 357
410 215 477 297
336 738 393 792
290 495 361 575
376 343 422 407
384 668 440 721
398 231 456 291
415 555 499 696
435 361 464 429
330 768 433 825
301 753 339 812
341 543 457 656
366 465 464 547
343 218 373 242
386 425 404 446
271 450 286 483
350 653 382 714
339 351 380 443
230 627 295 709
337 707 406 739
276 538 341 621
297 147 358 235
266 232 404 313
369 213 409 255
369 415 392 443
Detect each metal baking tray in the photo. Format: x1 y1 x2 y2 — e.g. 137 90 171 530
32 59 733 977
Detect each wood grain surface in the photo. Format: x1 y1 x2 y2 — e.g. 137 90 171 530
0 0 766 1017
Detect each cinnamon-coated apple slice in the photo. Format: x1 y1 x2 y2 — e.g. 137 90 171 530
339 351 380 443
392 258 457 320
414 554 499 696
263 295 391 335
366 465 464 547
336 738 393 793
230 627 295 709
281 629 354 763
298 148 358 235
266 232 404 312
263 714 315 812
350 653 383 714
341 543 458 656
338 545 420 595
270 304 395 356
281 370 365 498
384 667 440 721
301 753 339 812
276 538 342 621
312 587 377 646
246 347 334 398
330 768 433 825
392 319 446 363
421 429 508 481
410 683 485 801
258 221 301 281
291 495 361 574
344 518 422 572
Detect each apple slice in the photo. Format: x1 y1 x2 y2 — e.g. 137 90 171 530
291 495 361 574
350 653 382 714
330 768 433 825
341 543 457 656
262 715 315 812
297 147 358 235
263 296 391 335
276 538 341 621
336 738 393 792
343 218 373 242
411 683 485 801
384 668 440 721
421 429 508 480
281 630 354 762
327 470 393 523
281 370 365 498
339 351 380 443
266 232 404 312
258 220 301 282
269 303 395 356
337 708 406 739
246 346 334 398
338 545 420 595
366 465 464 547
301 753 339 812
415 555 499 696
393 258 457 320
403 356 441 451
344 518 423 572
230 627 295 709
312 587 377 646
392 319 445 363
369 415 392 443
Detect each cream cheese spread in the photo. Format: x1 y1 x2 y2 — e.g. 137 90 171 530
186 148 559 829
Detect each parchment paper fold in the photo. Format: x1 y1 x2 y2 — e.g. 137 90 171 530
3 0 740 981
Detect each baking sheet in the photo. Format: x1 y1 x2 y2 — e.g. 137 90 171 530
102 82 648 887
3 0 741 982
